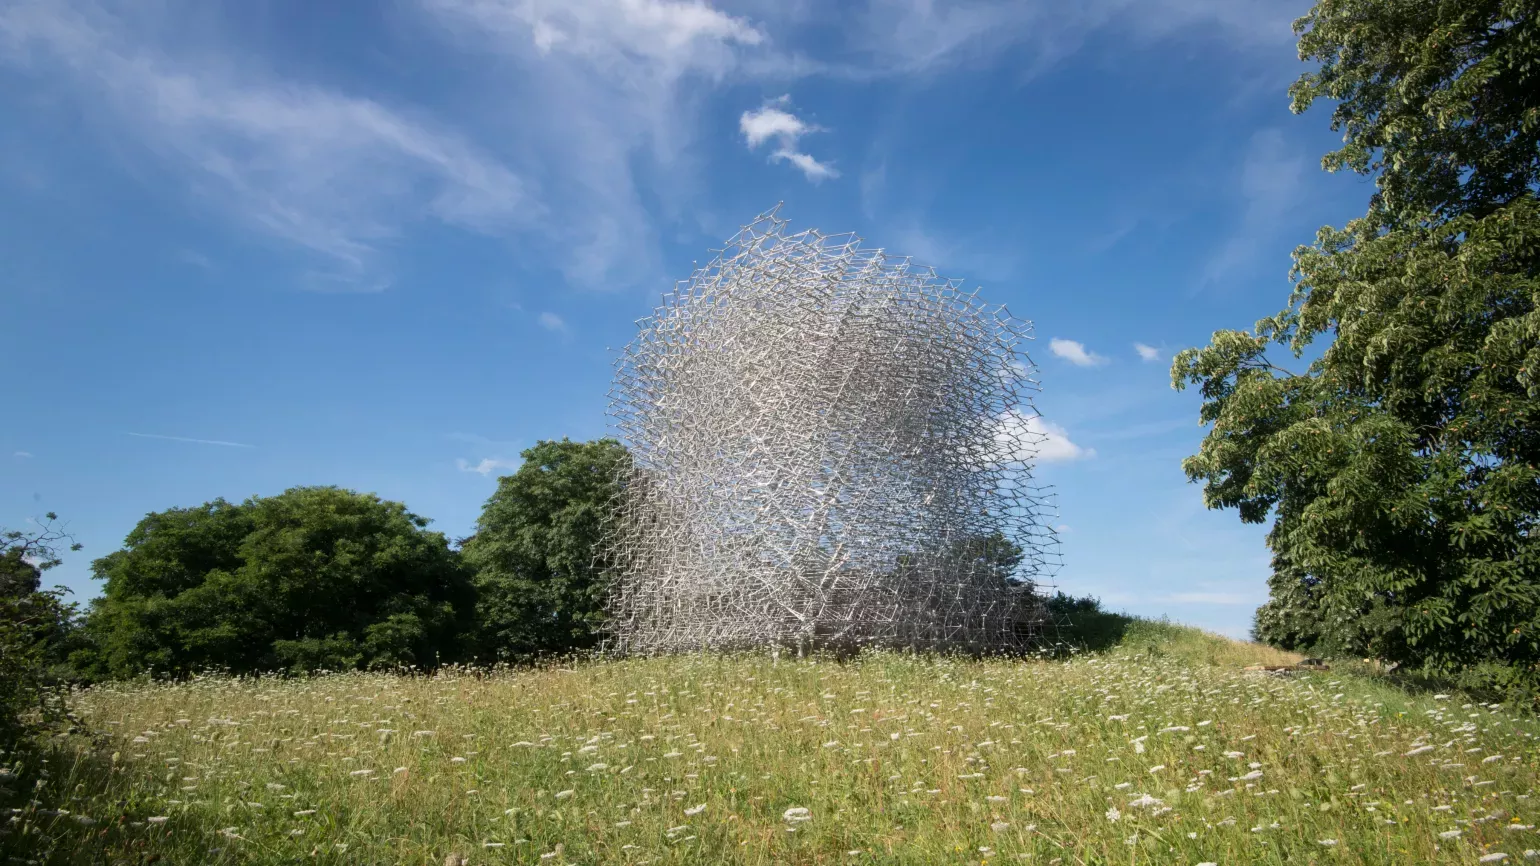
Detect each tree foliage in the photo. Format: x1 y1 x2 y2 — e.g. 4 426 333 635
1291 0 1540 224
0 514 81 747
79 487 474 678
1175 0 1540 690
462 438 630 661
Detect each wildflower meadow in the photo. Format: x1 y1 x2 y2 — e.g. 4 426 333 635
6 621 1540 864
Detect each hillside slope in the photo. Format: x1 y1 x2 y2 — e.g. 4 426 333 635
6 621 1540 865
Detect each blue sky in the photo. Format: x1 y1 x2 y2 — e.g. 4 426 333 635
1 0 1370 638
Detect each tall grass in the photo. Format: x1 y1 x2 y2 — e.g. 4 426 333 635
5 623 1540 864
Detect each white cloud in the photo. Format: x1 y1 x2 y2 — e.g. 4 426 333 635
740 96 837 183
1049 338 1108 367
457 456 521 476
126 432 253 448
12 451 33 458
1133 342 1162 362
538 312 569 333
993 409 1094 464
0 0 530 286
740 98 809 147
1030 415 1093 462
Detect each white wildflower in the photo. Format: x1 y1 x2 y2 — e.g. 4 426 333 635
783 806 812 823
684 804 706 816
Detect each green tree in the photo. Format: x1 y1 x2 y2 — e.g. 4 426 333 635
81 487 474 678
462 438 630 660
1 514 81 747
1174 0 1539 690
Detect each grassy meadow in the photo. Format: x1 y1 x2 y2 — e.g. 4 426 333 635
6 622 1540 865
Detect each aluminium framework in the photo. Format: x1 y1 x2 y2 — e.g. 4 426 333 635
605 207 1059 654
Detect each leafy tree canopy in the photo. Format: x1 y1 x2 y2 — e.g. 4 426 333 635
81 487 474 678
463 438 629 661
1174 0 1539 688
1292 0 1539 223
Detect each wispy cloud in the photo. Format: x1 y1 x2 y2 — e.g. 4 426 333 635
1133 342 1162 362
538 312 569 333
881 223 1019 284
126 432 254 448
419 0 771 289
12 451 33 459
844 0 1299 78
740 95 837 182
0 0 531 286
6 0 1308 298
416 0 1297 291
1199 127 1305 286
1049 338 1109 368
456 456 521 476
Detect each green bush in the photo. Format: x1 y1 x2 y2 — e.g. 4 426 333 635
1044 592 1131 653
78 487 475 678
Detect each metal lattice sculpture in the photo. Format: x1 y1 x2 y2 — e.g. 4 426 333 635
605 208 1058 654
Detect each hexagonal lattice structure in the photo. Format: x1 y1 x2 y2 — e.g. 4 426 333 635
605 208 1058 654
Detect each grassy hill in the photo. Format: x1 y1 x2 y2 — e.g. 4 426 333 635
6 620 1540 865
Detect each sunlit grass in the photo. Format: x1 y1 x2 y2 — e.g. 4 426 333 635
6 623 1540 864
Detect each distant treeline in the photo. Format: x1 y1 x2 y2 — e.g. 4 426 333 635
2 435 1088 698
62 437 629 681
